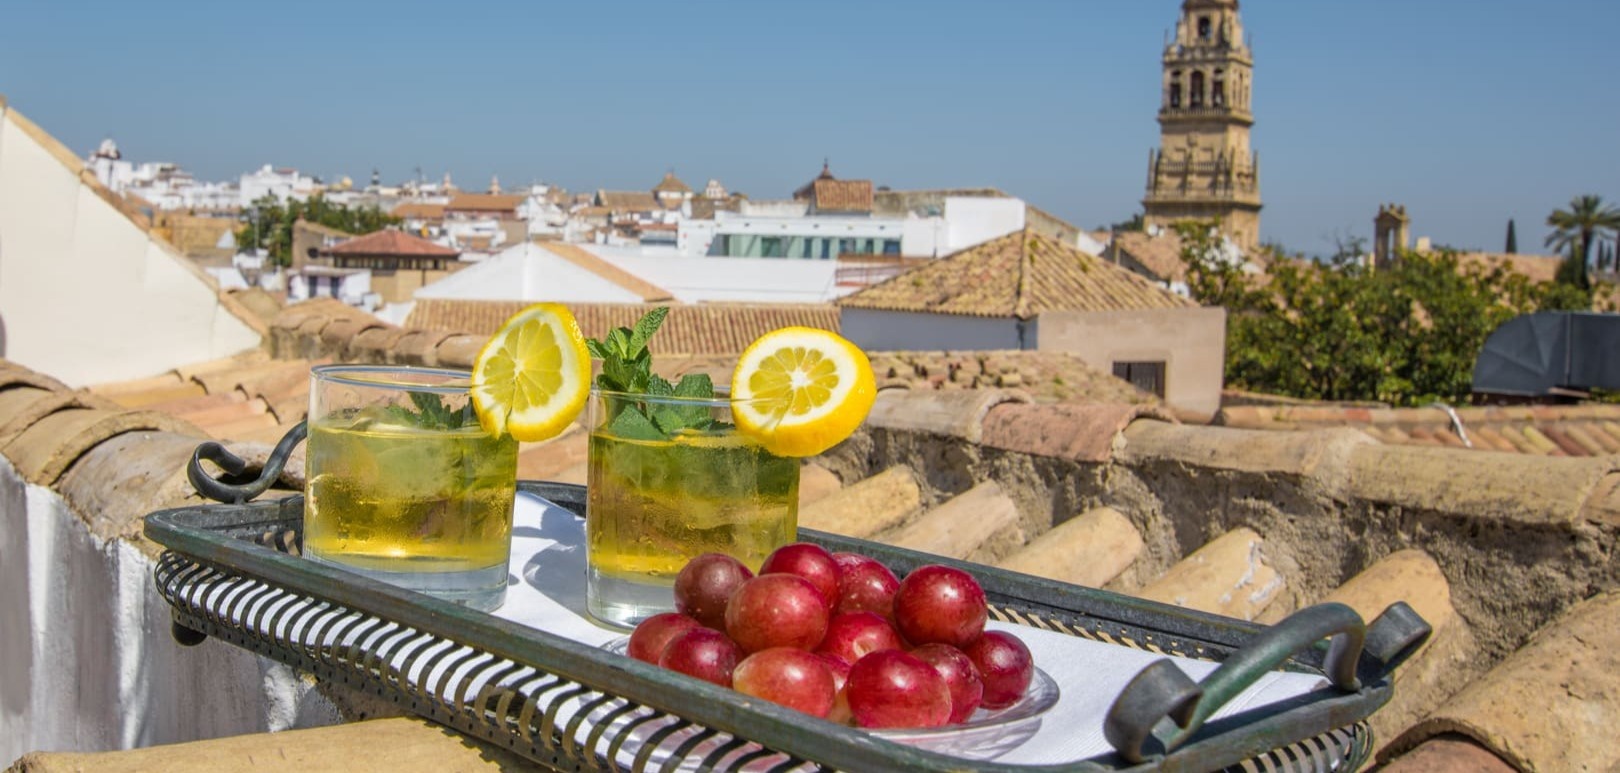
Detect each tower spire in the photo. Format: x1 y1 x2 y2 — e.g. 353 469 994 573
1143 0 1261 250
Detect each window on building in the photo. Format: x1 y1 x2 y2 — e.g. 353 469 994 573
1190 71 1205 107
761 237 783 258
882 239 901 255
1112 361 1167 399
1212 69 1226 107
1170 78 1182 109
1197 16 1211 39
821 239 831 259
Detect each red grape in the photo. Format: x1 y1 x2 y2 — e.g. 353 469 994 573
627 612 702 664
831 553 900 618
893 565 987 648
725 574 830 653
659 628 743 688
911 643 985 723
674 552 754 630
732 648 837 718
760 543 839 608
845 650 952 729
814 611 904 665
963 630 1033 709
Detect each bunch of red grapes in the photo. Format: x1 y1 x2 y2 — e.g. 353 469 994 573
626 543 1035 729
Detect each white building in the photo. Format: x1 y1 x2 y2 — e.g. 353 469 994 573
676 195 1026 261
238 164 318 207
84 139 239 211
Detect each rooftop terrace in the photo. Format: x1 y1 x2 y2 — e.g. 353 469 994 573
3 298 1619 770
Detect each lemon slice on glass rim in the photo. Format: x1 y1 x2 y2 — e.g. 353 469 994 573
730 327 877 457
470 303 591 442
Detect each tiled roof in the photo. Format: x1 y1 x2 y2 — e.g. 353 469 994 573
1110 230 1188 282
328 230 460 258
811 179 873 213
793 162 838 200
405 300 839 355
445 194 524 213
652 172 691 194
1215 402 1620 456
595 190 659 211
391 202 447 220
838 229 1198 319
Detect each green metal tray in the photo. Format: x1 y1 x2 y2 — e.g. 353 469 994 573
145 474 1429 772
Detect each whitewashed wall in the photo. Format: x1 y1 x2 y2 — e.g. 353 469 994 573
0 104 261 387
0 455 338 761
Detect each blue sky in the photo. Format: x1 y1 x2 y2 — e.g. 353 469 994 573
2 0 1616 256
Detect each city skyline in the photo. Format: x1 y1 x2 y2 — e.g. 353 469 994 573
2 0 1617 256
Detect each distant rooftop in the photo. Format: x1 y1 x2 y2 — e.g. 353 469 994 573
328 229 458 258
839 228 1197 318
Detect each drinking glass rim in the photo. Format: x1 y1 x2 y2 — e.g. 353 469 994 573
312 364 473 394
591 387 771 408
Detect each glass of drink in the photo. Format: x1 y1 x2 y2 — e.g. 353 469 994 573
304 365 518 612
585 389 800 629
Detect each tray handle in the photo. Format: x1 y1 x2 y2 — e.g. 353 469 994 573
1104 601 1431 763
187 421 306 504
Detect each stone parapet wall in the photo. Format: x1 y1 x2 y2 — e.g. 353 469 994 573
816 388 1620 765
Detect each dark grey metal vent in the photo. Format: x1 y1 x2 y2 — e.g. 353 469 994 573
1472 312 1620 397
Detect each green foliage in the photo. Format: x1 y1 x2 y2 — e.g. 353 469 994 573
585 307 724 439
1546 194 1620 289
1178 221 1593 406
236 193 400 267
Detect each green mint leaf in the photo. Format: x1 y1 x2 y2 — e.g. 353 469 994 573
584 338 611 360
629 307 668 356
607 328 632 359
673 373 714 398
604 404 665 441
646 374 674 396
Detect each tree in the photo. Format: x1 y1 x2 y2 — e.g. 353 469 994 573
236 194 399 267
1546 194 1620 288
1505 219 1517 253
1178 220 1592 405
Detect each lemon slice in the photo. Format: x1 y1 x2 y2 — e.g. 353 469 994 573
730 327 876 457
470 303 591 442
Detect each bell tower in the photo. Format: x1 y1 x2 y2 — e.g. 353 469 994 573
1143 0 1261 250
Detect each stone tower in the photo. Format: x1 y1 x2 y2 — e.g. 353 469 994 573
1143 0 1261 250
1373 204 1410 270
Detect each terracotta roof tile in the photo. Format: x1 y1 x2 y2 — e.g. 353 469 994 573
1110 230 1188 282
405 301 839 355
329 230 460 258
595 190 660 211
1217 401 1620 457
838 229 1197 319
811 179 873 213
392 202 447 220
445 194 524 213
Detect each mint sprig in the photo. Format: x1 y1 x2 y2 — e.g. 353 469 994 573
586 307 726 438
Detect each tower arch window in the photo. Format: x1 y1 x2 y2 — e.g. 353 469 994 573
1212 69 1226 107
1169 70 1183 108
1197 16 1212 39
1190 71 1205 108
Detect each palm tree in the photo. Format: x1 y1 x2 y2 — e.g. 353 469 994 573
1546 195 1620 286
